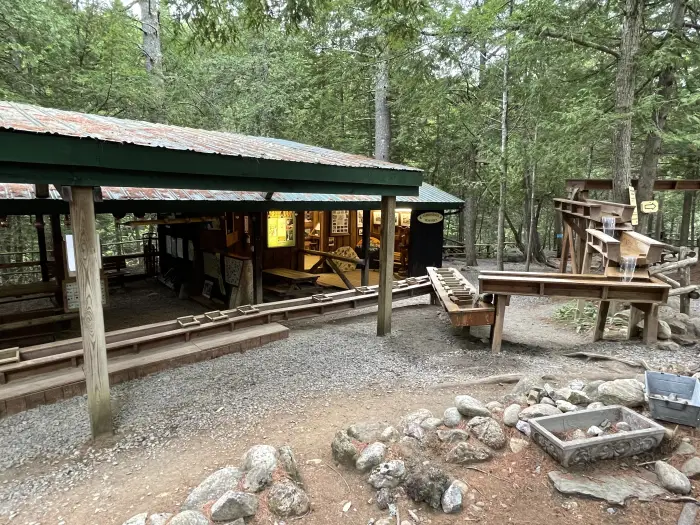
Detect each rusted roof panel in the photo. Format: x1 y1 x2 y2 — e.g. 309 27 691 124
0 101 420 173
0 183 462 208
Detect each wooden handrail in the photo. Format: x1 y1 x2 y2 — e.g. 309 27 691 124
300 248 364 266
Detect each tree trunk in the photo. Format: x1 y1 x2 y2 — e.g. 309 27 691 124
374 41 390 162
636 0 686 233
691 192 696 248
139 0 165 122
496 7 511 271
680 191 693 246
525 127 538 271
611 0 643 204
464 144 478 266
655 192 665 239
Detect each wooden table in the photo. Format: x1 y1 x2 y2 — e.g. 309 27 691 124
263 268 322 298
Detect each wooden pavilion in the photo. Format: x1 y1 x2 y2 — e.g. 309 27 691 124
0 101 423 438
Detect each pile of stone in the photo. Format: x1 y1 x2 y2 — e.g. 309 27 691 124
616 306 700 351
120 445 309 525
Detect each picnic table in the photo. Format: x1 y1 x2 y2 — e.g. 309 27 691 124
263 268 322 298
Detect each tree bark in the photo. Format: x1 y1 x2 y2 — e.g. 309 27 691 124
496 6 511 271
655 192 665 239
636 0 686 233
525 127 538 271
612 0 643 204
680 191 693 246
463 144 478 266
374 41 391 162
138 0 165 122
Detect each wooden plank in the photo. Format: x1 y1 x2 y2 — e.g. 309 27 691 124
0 313 78 333
377 196 396 336
0 281 58 299
252 212 263 305
586 228 621 262
263 268 320 282
326 258 355 290
593 301 610 341
299 249 362 266
69 186 112 438
559 224 570 274
490 295 507 353
642 304 659 344
585 199 636 222
567 223 579 274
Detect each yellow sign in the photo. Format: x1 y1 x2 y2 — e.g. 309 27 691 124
628 186 638 226
640 200 659 214
267 211 296 248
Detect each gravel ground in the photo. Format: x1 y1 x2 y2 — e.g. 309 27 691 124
2 261 700 519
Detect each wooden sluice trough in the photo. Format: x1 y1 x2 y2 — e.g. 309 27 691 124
427 267 495 328
0 277 432 417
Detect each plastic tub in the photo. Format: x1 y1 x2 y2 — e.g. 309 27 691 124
645 371 700 428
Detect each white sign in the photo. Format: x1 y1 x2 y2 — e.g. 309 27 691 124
417 212 443 224
640 200 659 214
628 187 639 226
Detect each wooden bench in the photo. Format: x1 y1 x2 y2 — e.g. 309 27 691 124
263 268 322 297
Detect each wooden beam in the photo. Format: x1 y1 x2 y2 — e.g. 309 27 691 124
251 212 263 305
642 304 659 344
326 258 356 290
490 295 506 353
377 196 396 336
559 225 570 273
35 215 49 282
124 217 217 227
361 209 371 287
68 186 112 438
300 248 363 265
593 301 610 342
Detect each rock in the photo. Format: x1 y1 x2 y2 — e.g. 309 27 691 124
676 442 697 456
570 429 587 441
655 461 691 494
148 515 172 525
503 404 522 427
368 460 406 489
404 465 451 509
436 429 470 443
681 457 700 479
441 481 463 513
527 390 541 405
348 422 394 443
168 511 210 525
443 407 464 428
512 374 544 395
597 379 645 408
518 404 562 420
397 436 421 458
420 417 443 431
658 320 672 340
182 467 243 511
548 471 667 505
515 420 531 436
400 409 433 429
242 445 278 492
672 335 696 347
278 446 303 487
486 401 503 411
380 426 399 443
404 422 425 441
376 487 395 510
356 442 387 472
552 387 590 405
688 317 700 337
615 422 631 432
587 426 604 437
555 400 578 413
678 503 698 525
455 395 491 417
121 514 147 525
587 402 605 410
467 416 506 449
509 438 529 453
332 430 359 466
540 397 556 406
583 380 604 402
503 393 528 406
375 519 394 525
267 479 310 517
666 318 688 335
569 379 586 391
210 491 258 521
445 442 492 464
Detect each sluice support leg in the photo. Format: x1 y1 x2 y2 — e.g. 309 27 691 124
490 294 507 353
593 300 610 342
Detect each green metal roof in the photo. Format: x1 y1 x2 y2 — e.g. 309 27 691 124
0 101 422 196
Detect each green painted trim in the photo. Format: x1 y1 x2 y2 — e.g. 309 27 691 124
0 131 423 190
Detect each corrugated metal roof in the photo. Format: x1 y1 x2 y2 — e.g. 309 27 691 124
0 183 463 207
0 101 420 172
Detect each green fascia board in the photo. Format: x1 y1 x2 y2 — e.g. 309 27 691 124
0 131 423 192
0 164 420 197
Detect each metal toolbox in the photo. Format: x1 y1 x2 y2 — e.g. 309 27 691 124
645 371 700 428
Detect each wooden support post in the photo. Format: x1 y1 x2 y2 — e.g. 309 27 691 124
559 224 570 273
593 300 610 342
642 304 659 344
50 214 65 306
68 186 112 438
361 209 371 287
627 305 643 339
567 224 579 274
490 294 507 353
35 214 49 282
377 196 396 336
327 258 355 290
251 212 263 305
680 246 691 315
576 222 594 319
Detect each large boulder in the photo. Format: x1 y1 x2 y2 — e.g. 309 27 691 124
665 318 688 335
502 404 522 427
655 461 691 495
404 466 451 509
331 430 359 466
242 445 279 492
597 379 645 408
445 442 492 464
368 460 406 489
518 404 562 420
210 491 258 521
356 442 387 472
443 407 464 428
347 422 394 443
455 395 491 418
181 467 243 511
168 511 211 525
400 409 433 429
512 375 544 396
267 479 310 517
552 388 590 406
441 481 463 513
658 320 672 340
467 417 506 449
583 380 604 402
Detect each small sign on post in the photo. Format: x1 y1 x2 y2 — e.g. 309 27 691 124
640 200 659 214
